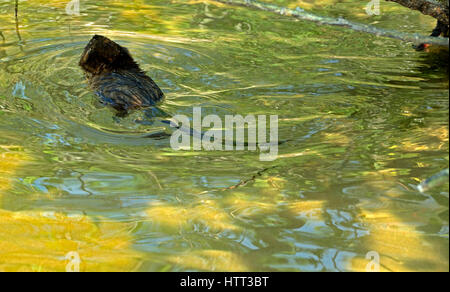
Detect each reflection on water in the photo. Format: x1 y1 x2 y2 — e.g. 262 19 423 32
0 0 448 271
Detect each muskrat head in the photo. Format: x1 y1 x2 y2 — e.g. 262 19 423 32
79 35 140 74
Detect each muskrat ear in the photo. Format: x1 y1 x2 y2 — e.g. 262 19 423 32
111 45 141 71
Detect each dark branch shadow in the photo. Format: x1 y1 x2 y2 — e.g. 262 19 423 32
15 0 22 42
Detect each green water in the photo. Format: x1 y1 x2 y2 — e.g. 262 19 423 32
0 0 448 272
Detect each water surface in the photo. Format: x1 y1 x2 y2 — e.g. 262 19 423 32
0 0 448 271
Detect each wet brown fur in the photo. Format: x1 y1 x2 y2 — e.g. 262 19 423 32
79 35 164 116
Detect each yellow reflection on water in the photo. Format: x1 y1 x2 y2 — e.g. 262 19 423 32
0 209 142 272
0 145 141 272
0 146 29 205
169 249 249 272
347 177 448 272
147 199 241 232
351 208 448 272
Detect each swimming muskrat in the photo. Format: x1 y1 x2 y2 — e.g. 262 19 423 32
78 35 283 150
79 35 164 117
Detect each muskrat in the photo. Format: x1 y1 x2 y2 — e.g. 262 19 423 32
79 35 164 117
78 35 283 149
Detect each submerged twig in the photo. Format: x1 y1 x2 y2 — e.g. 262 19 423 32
222 166 277 190
213 0 449 47
148 170 163 190
15 0 22 41
77 173 94 197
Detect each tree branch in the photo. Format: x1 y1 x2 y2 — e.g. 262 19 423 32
213 0 449 47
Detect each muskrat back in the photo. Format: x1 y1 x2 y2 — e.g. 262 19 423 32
79 35 164 116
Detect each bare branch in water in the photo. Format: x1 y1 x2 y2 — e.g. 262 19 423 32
222 166 278 190
15 0 22 41
213 0 449 47
386 0 449 25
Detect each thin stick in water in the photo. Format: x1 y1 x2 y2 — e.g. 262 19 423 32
15 0 22 41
